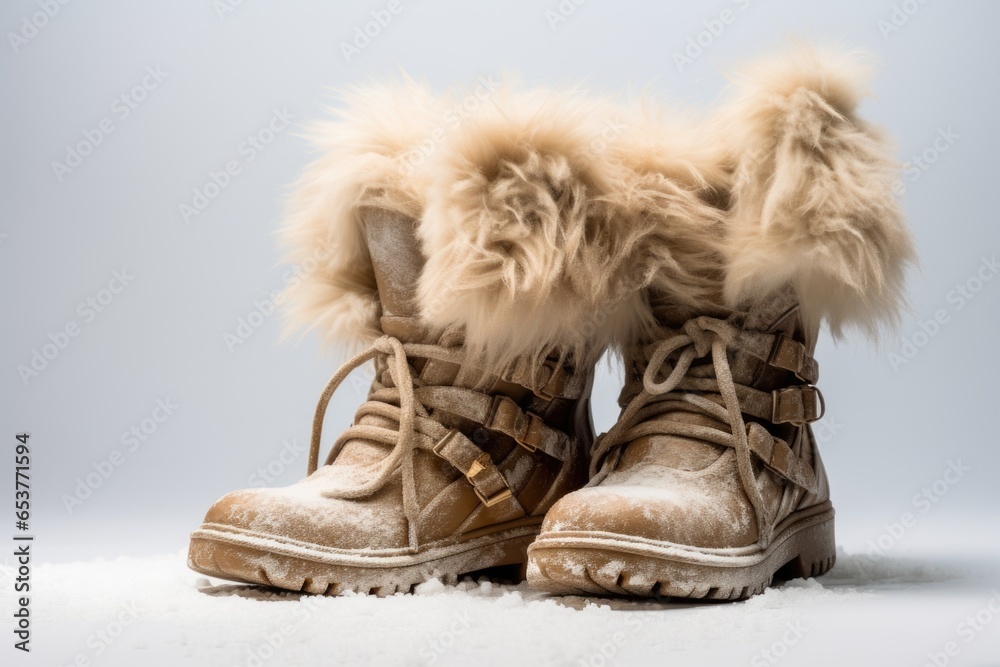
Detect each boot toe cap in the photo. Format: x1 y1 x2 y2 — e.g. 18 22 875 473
198 482 409 551
539 476 758 549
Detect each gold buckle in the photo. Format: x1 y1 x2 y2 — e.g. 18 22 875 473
465 452 513 508
432 429 458 457
474 486 513 508
466 451 490 479
434 432 514 508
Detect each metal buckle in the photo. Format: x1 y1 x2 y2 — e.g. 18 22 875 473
486 395 542 454
534 358 567 401
432 429 458 457
465 451 490 479
474 486 513 508
808 384 826 422
434 431 514 508
465 452 513 508
771 385 826 425
517 414 543 454
511 408 544 454
767 333 801 372
486 395 515 427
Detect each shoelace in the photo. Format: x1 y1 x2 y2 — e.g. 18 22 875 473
589 316 772 535
306 335 467 549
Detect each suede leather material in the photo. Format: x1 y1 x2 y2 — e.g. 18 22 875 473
540 287 830 552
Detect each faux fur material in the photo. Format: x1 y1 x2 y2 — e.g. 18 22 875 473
602 104 732 338
279 80 445 350
415 86 724 367
413 87 624 366
714 45 915 339
282 81 724 366
281 46 914 364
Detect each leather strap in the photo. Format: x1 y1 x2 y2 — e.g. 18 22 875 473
737 384 825 425
746 423 818 493
614 418 819 494
415 386 573 461
737 331 820 383
501 356 584 401
484 395 573 460
432 429 521 510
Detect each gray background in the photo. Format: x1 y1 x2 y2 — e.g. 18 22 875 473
1 0 997 564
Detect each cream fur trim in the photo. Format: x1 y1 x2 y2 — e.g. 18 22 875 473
281 47 915 361
714 45 916 339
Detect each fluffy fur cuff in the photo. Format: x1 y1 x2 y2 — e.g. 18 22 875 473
715 45 916 339
279 80 444 350
280 46 915 362
281 81 722 365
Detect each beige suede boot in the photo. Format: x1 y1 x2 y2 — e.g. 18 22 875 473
527 46 916 600
189 206 599 595
528 289 839 599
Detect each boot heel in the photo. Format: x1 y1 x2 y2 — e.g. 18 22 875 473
775 517 836 580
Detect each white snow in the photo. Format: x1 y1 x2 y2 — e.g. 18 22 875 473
4 545 1000 666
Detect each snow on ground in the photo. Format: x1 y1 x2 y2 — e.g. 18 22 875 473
3 548 999 666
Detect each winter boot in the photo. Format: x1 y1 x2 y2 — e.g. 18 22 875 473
527 47 916 599
188 83 661 595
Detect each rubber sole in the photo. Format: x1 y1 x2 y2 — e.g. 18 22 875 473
526 503 835 600
188 520 540 596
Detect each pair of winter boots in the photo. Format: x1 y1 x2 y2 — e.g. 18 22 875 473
189 47 913 600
